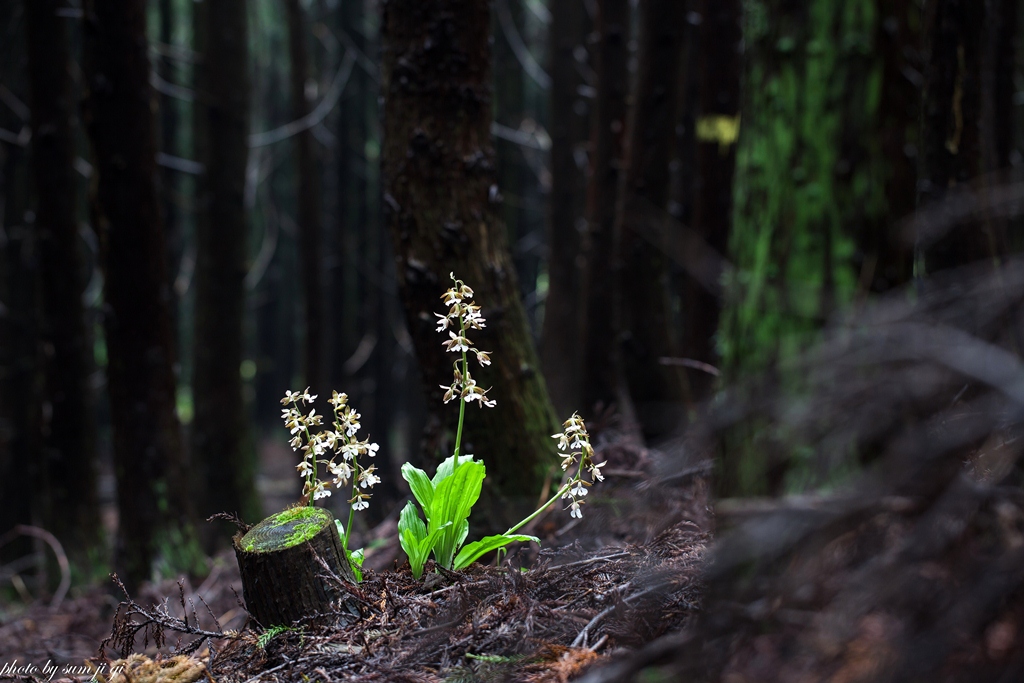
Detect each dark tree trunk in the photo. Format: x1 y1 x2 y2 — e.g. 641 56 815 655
0 2 39 564
581 0 630 416
540 0 588 415
192 0 259 537
330 0 366 389
158 0 181 349
680 0 741 401
286 0 325 395
25 0 100 558
617 0 689 441
492 0 527 301
381 0 558 518
863 0 919 293
83 0 198 590
917 0 996 272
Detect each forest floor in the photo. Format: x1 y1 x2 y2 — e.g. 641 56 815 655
0 426 711 682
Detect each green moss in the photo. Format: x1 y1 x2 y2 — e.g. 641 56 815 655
240 506 332 553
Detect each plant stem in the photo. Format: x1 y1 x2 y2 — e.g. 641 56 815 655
505 480 573 535
453 317 468 457
344 489 355 552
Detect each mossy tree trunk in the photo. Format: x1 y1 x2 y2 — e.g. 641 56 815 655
83 0 199 590
581 0 631 416
718 0 917 496
617 0 690 442
192 0 260 540
380 0 558 519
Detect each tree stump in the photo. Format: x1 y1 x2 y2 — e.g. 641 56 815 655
233 506 361 627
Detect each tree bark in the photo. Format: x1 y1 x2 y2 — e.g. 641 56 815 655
83 0 198 590
380 0 558 517
863 0 919 294
617 0 689 442
917 0 993 272
540 0 588 415
286 0 325 395
681 0 741 401
25 0 100 558
581 0 630 416
192 0 260 538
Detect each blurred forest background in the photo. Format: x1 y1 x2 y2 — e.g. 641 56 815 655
1 0 1023 600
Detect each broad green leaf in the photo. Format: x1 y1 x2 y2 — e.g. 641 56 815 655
401 462 435 515
456 519 469 551
398 500 426 543
430 458 486 568
402 520 452 580
398 501 427 577
431 453 476 487
453 534 540 570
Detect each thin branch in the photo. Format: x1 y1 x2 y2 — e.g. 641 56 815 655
496 0 551 89
248 50 356 148
0 525 72 611
150 71 195 102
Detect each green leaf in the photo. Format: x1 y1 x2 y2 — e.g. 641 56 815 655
398 501 428 579
401 462 434 515
431 453 476 487
399 500 453 580
453 534 540 570
346 548 364 582
429 458 485 569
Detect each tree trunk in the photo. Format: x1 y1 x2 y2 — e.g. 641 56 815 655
330 0 365 390
25 0 100 558
581 0 630 417
0 3 39 564
540 0 588 415
680 0 741 401
863 0 919 294
380 0 558 519
718 0 907 495
192 0 260 539
82 0 198 590
617 0 689 442
285 0 325 395
158 0 181 358
917 0 987 272
234 507 360 627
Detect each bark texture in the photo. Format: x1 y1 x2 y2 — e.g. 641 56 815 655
286 0 325 395
581 0 630 416
540 0 588 415
83 0 198 590
380 0 558 513
917 0 996 272
617 0 689 441
192 0 259 537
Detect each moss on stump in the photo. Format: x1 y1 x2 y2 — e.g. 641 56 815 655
234 506 360 627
